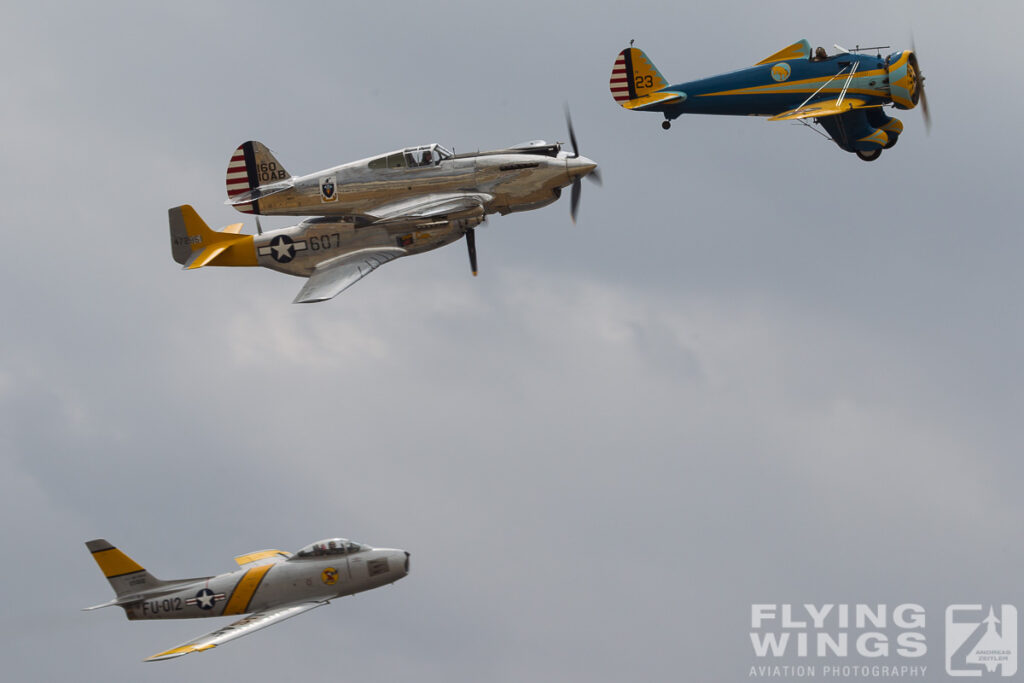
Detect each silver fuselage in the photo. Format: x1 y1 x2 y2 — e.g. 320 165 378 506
123 547 408 621
252 151 597 218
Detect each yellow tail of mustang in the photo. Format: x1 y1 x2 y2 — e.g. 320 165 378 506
168 205 256 269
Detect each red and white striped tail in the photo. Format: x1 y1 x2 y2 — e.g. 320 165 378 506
224 141 289 215
225 144 256 214
610 50 632 103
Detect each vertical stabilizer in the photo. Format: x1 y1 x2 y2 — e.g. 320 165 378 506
86 539 166 598
168 205 255 269
225 141 290 214
610 47 669 105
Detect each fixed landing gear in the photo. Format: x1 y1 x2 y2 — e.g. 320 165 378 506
662 120 672 130
856 148 882 162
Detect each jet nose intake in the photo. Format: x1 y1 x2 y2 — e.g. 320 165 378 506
402 551 410 575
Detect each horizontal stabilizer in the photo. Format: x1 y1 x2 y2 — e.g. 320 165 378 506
184 243 233 270
769 97 883 121
622 91 685 111
224 179 295 207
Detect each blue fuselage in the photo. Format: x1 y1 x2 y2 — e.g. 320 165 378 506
663 53 890 119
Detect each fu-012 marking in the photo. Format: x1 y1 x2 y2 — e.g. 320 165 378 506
141 597 183 616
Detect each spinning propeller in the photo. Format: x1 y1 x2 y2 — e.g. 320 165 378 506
564 106 601 223
911 38 931 133
465 223 478 276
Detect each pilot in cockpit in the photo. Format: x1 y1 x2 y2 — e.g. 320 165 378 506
812 46 828 61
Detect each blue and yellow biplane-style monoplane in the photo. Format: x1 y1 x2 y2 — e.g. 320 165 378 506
610 39 929 161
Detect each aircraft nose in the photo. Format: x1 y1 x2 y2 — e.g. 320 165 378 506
566 155 597 178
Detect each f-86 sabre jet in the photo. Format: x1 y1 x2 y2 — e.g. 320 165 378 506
170 116 599 303
83 537 409 661
611 40 929 161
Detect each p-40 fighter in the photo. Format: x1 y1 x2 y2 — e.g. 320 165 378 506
170 114 599 303
84 538 409 661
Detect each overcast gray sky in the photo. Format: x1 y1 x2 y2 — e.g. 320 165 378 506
2 1 1023 680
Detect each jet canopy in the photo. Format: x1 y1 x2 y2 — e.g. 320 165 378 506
367 144 453 170
293 538 369 558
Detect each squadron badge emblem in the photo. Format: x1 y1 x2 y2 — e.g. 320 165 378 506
319 175 338 202
321 567 339 585
771 62 791 82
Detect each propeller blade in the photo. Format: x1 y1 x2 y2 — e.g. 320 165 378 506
564 105 580 158
465 227 477 276
587 167 603 187
570 178 581 224
919 82 931 133
911 35 931 134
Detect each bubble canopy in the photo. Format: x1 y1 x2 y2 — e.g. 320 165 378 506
293 538 369 558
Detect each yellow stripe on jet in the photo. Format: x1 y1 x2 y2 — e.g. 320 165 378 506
91 548 144 578
222 565 274 616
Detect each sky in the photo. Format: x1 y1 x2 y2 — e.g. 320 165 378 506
2 1 1023 681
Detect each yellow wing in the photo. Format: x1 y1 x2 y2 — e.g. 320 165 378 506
768 97 884 121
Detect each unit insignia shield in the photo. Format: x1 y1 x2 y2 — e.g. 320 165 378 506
319 175 337 202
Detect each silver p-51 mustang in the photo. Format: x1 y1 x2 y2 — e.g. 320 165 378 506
170 116 599 303
84 538 409 661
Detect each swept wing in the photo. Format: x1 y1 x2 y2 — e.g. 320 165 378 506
294 247 407 303
145 602 326 662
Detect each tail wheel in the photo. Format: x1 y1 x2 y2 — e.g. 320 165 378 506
856 149 882 162
662 120 671 130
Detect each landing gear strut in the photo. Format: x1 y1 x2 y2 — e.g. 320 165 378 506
662 120 672 130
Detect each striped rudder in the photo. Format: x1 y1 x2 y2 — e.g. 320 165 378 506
225 141 290 214
610 46 669 107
